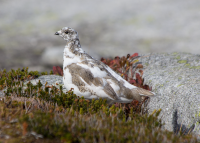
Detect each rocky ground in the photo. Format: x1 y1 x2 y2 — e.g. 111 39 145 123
140 52 200 138
1 0 200 72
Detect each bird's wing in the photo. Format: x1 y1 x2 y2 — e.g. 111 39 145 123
67 57 154 102
66 60 119 100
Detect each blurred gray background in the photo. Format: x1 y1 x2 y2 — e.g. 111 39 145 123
0 0 200 72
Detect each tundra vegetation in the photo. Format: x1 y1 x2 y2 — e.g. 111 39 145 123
0 53 198 142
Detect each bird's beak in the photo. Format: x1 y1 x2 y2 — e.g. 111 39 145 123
55 30 61 35
55 32 59 35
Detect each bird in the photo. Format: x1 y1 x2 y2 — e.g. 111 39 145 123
55 27 155 103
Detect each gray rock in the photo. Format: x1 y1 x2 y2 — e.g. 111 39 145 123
23 75 68 93
0 75 66 98
139 52 200 137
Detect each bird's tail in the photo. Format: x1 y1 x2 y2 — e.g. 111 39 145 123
135 88 155 96
123 87 155 102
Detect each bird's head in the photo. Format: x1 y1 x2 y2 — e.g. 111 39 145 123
55 27 79 42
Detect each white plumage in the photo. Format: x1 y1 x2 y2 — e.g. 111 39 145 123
55 27 155 103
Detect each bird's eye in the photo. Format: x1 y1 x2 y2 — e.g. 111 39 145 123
65 31 69 34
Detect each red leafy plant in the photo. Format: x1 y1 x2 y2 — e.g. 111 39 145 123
101 53 152 114
52 66 63 76
101 53 151 91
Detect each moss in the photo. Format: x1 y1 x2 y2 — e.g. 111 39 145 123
172 52 178 55
176 56 181 60
185 63 190 67
41 71 48 75
190 66 200 69
177 84 183 87
182 63 200 69
178 77 182 80
11 101 21 108
49 70 54 75
177 60 187 64
123 18 138 25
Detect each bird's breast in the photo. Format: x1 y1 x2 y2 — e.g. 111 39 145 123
63 48 82 67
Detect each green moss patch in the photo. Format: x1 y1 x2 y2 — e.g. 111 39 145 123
178 60 187 64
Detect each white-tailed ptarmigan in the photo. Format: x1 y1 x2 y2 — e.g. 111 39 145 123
55 27 155 103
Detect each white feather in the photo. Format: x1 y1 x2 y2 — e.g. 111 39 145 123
77 63 107 78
